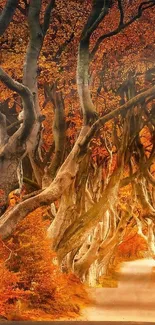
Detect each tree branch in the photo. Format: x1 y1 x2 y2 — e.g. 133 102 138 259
23 177 41 190
145 169 155 186
79 84 155 151
91 1 155 58
23 0 55 185
43 0 55 35
0 68 35 143
56 167 123 261
42 83 66 186
0 112 8 147
118 0 124 26
135 178 155 216
81 0 110 41
0 126 90 239
0 0 19 36
77 0 112 125
6 120 22 131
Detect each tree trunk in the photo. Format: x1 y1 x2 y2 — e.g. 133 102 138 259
0 126 90 238
56 167 123 261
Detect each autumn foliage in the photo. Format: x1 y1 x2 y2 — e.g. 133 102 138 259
0 0 155 314
0 208 88 321
117 229 148 261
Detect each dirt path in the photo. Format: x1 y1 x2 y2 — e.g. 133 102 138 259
82 259 155 322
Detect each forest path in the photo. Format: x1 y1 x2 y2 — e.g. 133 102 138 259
82 259 155 322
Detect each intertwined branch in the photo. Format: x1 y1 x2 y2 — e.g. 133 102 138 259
91 0 155 58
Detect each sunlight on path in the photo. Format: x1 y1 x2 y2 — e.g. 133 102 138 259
83 259 155 322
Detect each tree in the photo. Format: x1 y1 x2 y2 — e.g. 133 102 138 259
0 0 155 288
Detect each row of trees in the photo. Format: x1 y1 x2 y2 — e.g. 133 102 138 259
0 0 155 289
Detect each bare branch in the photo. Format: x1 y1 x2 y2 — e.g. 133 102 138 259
79 84 155 151
91 1 155 58
0 67 35 143
56 167 123 260
81 0 110 41
0 126 90 239
54 32 74 60
134 215 147 241
16 3 28 16
43 0 55 34
0 0 19 36
118 0 124 26
145 168 155 186
23 0 55 184
43 83 66 186
104 133 113 186
23 177 41 190
6 120 22 131
0 112 8 147
135 178 155 216
77 0 112 125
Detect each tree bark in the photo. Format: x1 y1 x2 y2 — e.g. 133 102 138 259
0 0 19 36
42 86 66 187
0 126 90 238
147 218 155 258
56 167 123 261
0 68 36 215
23 0 54 186
77 0 109 125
